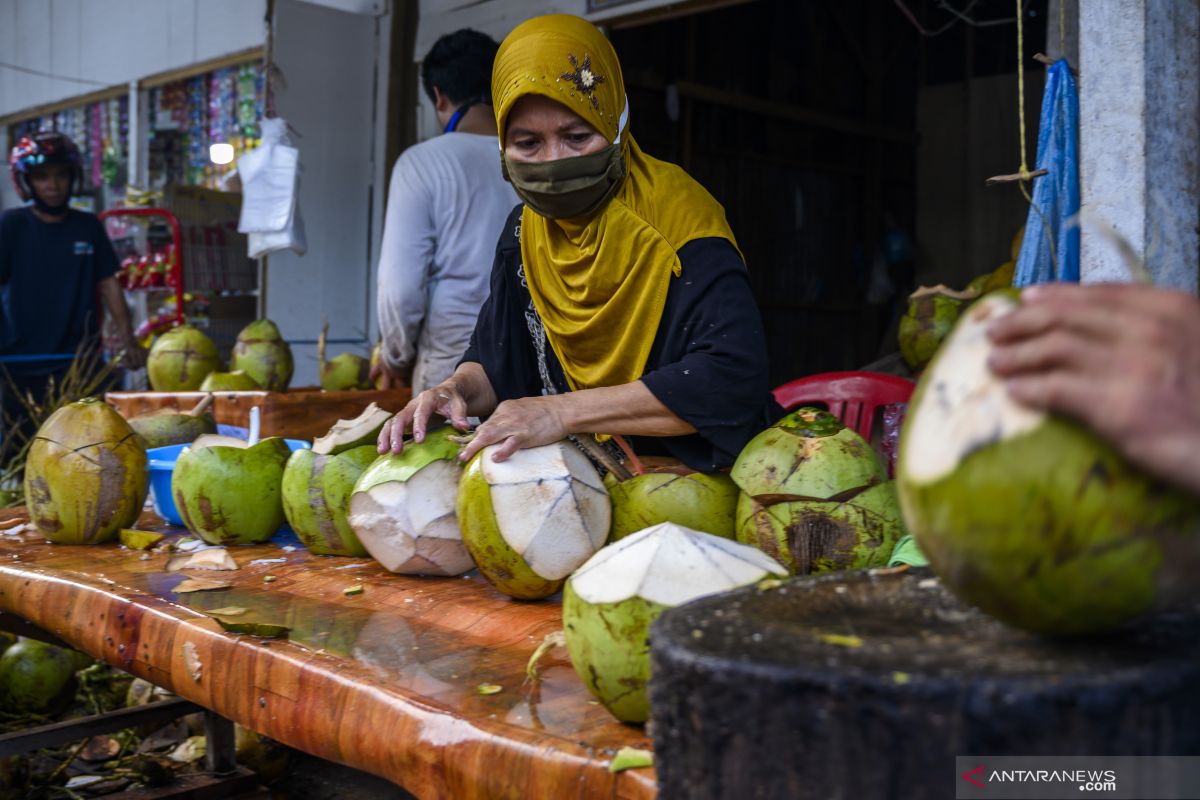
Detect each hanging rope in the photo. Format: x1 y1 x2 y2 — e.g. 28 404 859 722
986 0 1059 276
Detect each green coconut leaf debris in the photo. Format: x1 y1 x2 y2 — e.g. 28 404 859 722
525 631 567 682
173 578 232 593
609 747 655 772
120 528 164 550
816 632 864 648
215 620 290 638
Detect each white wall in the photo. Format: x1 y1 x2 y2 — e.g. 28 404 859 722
265 0 386 386
1078 0 1198 292
0 0 267 117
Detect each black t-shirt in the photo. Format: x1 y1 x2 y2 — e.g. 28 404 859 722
0 208 119 375
462 205 783 471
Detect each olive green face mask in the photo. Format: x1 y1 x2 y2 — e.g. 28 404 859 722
502 143 626 220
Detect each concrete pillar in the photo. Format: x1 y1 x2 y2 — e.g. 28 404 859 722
1078 0 1199 293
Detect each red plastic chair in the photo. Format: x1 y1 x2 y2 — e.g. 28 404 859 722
772 371 915 442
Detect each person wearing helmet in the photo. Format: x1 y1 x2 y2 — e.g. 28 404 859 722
1 131 145 444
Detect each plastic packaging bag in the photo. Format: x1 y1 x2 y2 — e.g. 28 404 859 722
1014 59 1080 286
238 118 306 258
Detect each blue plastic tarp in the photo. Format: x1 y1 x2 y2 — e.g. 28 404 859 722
1014 59 1081 287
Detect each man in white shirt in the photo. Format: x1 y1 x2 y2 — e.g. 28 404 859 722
373 29 518 392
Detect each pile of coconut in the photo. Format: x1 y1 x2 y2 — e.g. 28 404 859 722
146 318 294 393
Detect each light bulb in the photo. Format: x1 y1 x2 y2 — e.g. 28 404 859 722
209 143 235 165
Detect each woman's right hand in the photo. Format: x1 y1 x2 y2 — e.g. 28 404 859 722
378 379 472 454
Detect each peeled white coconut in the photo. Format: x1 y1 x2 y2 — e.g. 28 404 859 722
458 440 611 599
348 428 472 576
312 403 393 456
563 522 787 723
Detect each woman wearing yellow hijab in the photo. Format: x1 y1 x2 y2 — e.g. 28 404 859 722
380 14 780 470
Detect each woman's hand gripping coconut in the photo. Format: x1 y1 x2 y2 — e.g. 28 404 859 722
379 14 780 474
379 363 696 464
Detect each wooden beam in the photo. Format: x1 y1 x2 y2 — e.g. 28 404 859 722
624 73 917 144
0 698 204 757
0 47 266 129
0 84 128 128
139 47 266 90
590 0 754 29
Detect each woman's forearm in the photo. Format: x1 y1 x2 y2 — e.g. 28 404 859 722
448 361 499 418
557 381 695 437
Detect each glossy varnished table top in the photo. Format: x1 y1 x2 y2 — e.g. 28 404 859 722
0 508 656 799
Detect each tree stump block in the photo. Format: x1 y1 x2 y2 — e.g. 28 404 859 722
649 568 1200 800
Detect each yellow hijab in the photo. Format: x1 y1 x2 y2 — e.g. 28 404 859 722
492 14 739 391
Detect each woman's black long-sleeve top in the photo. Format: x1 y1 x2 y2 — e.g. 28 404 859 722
461 205 782 472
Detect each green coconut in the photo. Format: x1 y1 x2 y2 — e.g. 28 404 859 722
458 440 611 599
173 437 291 545
967 261 1016 296
563 522 787 723
730 407 892 574
347 428 471 575
235 726 290 783
231 319 293 392
369 342 385 389
312 403 393 455
731 407 885 499
321 354 372 391
128 395 217 449
282 445 377 556
0 632 15 658
316 322 371 391
24 398 148 545
200 370 261 392
0 639 79 714
735 480 905 573
146 325 220 391
604 462 738 541
898 285 977 372
897 292 1200 635
129 413 215 449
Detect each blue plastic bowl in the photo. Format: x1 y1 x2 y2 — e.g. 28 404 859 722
146 439 310 527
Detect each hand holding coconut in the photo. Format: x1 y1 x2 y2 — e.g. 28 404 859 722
378 363 491 453
380 361 696 464
987 283 1200 496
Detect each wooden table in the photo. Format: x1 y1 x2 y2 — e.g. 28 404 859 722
0 508 656 800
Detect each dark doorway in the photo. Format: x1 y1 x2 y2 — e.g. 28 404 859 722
609 0 1047 386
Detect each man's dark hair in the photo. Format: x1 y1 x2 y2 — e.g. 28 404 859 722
422 29 500 106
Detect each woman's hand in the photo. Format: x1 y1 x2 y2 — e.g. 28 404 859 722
458 396 568 463
378 362 498 454
987 282 1200 495
458 380 694 463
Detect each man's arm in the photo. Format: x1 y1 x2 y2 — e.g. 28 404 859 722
376 152 436 388
97 276 146 369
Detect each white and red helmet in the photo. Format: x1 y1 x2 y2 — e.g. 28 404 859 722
9 131 84 201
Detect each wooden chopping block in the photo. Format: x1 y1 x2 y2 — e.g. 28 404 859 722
648 568 1200 799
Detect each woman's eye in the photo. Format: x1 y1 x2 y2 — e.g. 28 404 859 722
567 133 592 144
514 139 538 150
